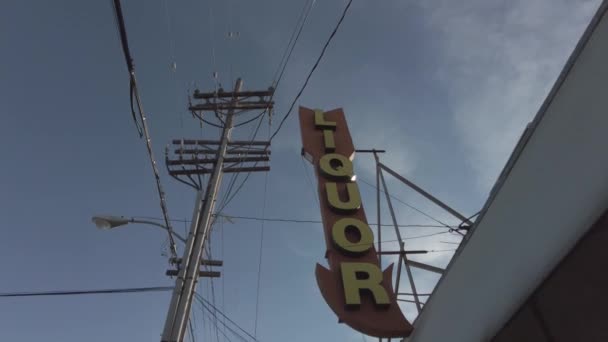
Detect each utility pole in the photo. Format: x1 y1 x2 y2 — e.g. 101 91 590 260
161 78 273 342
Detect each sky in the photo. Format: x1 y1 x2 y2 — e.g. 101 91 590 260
0 0 602 341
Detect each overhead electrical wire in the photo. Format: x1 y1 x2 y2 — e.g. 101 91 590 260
206 0 218 87
204 0 313 148
134 214 456 229
195 296 252 342
300 155 320 205
215 115 266 215
220 107 267 207
427 248 458 253
162 0 176 66
271 0 307 84
227 0 235 86
210 121 270 299
161 0 185 133
215 124 262 214
0 286 173 298
197 304 238 342
190 305 200 342
210 0 313 154
188 317 196 342
193 114 225 129
221 117 264 204
358 177 456 230
159 0 189 255
260 0 315 133
198 292 224 342
253 157 269 337
402 231 452 241
221 216 454 229
111 0 178 259
324 231 458 251
198 280 210 342
196 0 315 209
341 231 455 250
269 0 354 142
204 243 221 342
199 268 215 342
271 0 316 89
205 0 224 126
206 115 271 340
233 109 268 128
220 218 227 340
194 293 259 342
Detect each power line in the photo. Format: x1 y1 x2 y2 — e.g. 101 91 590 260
194 294 254 342
226 0 315 149
187 317 196 342
200 0 312 214
205 244 221 342
402 231 452 241
194 293 258 342
233 109 268 127
191 304 200 342
162 0 177 69
213 111 270 226
208 316 235 342
272 0 316 90
300 155 320 206
111 0 134 75
206 0 218 87
253 167 269 337
337 231 457 250
215 104 268 217
225 215 455 229
161 0 184 134
358 177 455 230
271 0 308 84
217 115 265 212
269 0 354 141
135 214 455 229
197 304 240 342
110 0 178 259
159 0 190 260
398 293 433 297
220 218 227 340
0 286 173 298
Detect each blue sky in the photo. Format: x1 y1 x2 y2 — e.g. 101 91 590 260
0 0 601 341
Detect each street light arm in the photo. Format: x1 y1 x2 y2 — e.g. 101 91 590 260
129 218 188 244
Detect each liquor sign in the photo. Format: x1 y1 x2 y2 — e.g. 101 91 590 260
299 107 413 337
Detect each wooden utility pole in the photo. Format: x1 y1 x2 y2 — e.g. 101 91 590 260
161 78 273 342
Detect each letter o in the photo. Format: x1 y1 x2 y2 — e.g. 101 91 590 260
319 153 354 181
332 218 374 255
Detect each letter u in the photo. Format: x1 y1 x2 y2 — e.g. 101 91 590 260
326 182 361 212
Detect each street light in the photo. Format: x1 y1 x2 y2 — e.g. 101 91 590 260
91 215 187 243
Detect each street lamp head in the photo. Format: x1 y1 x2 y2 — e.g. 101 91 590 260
92 215 130 230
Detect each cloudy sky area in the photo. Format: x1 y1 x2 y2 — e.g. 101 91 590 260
0 0 601 341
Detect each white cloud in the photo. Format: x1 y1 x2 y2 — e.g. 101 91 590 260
419 0 601 192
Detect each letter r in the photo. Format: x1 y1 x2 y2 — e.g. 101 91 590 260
340 262 390 307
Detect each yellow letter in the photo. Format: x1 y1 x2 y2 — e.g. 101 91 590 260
314 109 336 129
326 182 361 212
341 262 390 306
323 130 336 152
319 153 354 181
332 218 373 254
